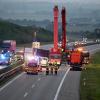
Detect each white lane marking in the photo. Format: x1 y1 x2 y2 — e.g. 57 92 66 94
38 78 41 81
32 84 35 88
54 67 70 100
0 72 25 92
24 92 28 98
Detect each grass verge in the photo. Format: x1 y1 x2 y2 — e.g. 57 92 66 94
80 51 100 100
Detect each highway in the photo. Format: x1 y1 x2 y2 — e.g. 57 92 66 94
0 44 100 100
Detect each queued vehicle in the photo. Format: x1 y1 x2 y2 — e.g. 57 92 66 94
1 40 16 54
0 51 13 65
15 49 24 61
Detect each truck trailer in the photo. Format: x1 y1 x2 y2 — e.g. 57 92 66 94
1 40 16 53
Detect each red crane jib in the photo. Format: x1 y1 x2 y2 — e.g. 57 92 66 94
53 5 59 52
61 7 66 51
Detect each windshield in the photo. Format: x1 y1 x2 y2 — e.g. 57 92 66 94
50 54 61 59
2 43 11 48
28 63 37 67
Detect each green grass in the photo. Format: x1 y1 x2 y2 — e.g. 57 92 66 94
80 51 100 100
0 20 53 44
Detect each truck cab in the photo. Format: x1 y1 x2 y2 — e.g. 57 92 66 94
1 40 16 54
0 51 13 65
49 52 62 66
69 50 83 70
24 61 39 74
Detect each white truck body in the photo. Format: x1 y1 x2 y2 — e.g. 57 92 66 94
39 57 48 67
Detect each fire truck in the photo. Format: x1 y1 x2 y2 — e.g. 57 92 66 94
68 48 90 70
23 48 41 74
23 57 40 74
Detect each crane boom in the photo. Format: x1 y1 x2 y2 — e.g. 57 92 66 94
61 7 66 52
52 5 59 52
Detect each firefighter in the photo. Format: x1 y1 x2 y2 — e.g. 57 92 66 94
54 61 58 75
46 67 49 75
50 66 53 74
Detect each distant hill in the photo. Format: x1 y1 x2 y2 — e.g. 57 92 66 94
0 20 53 44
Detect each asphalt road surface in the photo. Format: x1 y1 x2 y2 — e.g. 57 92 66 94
0 44 100 100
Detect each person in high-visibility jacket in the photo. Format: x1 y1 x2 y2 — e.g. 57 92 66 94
46 67 49 75
53 61 58 75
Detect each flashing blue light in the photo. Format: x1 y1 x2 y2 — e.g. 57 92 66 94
1 54 6 60
34 56 39 61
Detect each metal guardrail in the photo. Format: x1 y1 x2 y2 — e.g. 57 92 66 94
0 42 99 84
74 42 100 48
0 64 23 83
0 60 24 75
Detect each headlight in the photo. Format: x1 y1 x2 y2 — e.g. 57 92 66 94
27 56 34 61
26 55 39 61
77 48 83 52
57 62 60 64
34 56 39 61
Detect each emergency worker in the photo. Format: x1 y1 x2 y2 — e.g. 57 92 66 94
50 65 53 74
46 67 49 75
54 61 58 75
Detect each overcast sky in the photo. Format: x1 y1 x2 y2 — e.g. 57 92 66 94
0 0 100 3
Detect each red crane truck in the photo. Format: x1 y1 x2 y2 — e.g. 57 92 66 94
49 6 62 67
